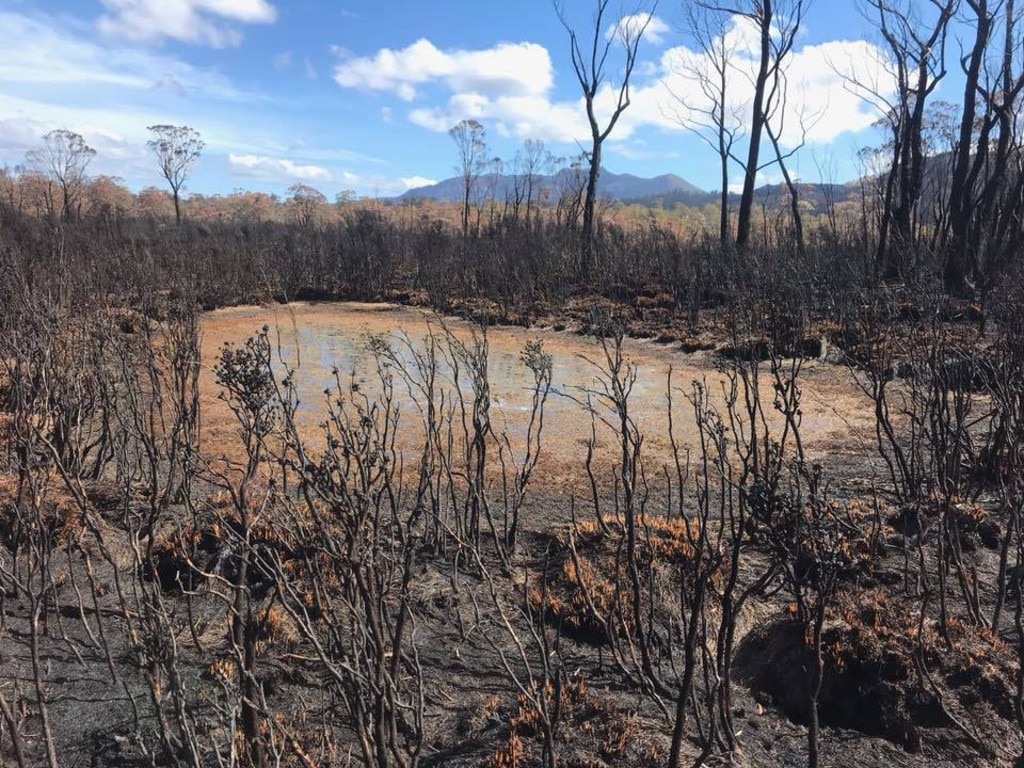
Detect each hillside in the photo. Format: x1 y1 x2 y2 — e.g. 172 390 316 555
398 168 707 203
397 166 876 215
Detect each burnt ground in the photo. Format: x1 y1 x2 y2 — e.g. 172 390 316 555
2 300 1021 768
3 484 1018 768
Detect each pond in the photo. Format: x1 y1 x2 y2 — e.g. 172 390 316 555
200 302 876 494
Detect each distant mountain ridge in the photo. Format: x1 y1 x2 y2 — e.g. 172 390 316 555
396 166 886 216
397 169 707 204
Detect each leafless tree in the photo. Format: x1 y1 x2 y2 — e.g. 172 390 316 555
668 5 746 244
27 129 96 222
554 153 589 229
695 0 806 252
508 139 553 225
859 0 955 277
762 82 816 257
555 0 657 279
943 0 1024 293
479 155 504 230
522 138 550 223
449 119 487 237
147 125 203 225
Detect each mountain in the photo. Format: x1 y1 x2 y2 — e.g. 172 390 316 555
397 169 706 204
396 166 909 215
599 172 704 200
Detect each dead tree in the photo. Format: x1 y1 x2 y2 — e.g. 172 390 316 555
555 0 657 280
944 0 1024 293
696 0 806 252
27 129 95 223
450 119 487 238
669 4 746 245
863 0 955 277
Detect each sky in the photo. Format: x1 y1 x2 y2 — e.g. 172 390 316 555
0 0 964 199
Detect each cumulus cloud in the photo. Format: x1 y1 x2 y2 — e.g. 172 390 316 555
333 39 553 102
639 15 896 147
409 95 588 143
334 37 587 140
606 13 671 46
335 17 894 155
228 154 331 181
97 0 277 47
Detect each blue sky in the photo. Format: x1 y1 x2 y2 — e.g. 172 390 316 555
0 0 959 199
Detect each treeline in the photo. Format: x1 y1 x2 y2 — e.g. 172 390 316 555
0 192 873 330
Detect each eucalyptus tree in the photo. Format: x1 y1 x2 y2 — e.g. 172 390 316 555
147 125 204 225
449 119 487 237
693 0 807 252
556 0 658 280
27 129 96 222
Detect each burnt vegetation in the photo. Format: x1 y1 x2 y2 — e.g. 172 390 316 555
6 1 1024 767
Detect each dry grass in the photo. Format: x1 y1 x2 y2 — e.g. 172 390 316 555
489 672 659 768
530 517 712 642
0 472 86 551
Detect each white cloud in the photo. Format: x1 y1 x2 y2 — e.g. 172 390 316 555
728 170 784 194
609 140 679 162
409 95 588 142
0 92 227 183
335 37 588 140
606 13 671 46
350 173 438 196
273 51 292 70
0 116 52 158
97 0 277 47
335 19 894 155
0 11 304 186
721 14 763 60
641 18 896 148
0 10 449 198
228 154 331 181
334 39 553 102
218 155 435 197
0 12 257 103
400 176 437 190
0 12 147 89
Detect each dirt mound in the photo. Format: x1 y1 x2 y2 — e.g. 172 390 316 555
736 595 1018 754
737 618 933 750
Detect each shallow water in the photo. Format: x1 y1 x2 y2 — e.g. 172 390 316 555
200 302 876 492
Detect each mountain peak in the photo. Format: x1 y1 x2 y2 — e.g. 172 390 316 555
397 168 706 203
